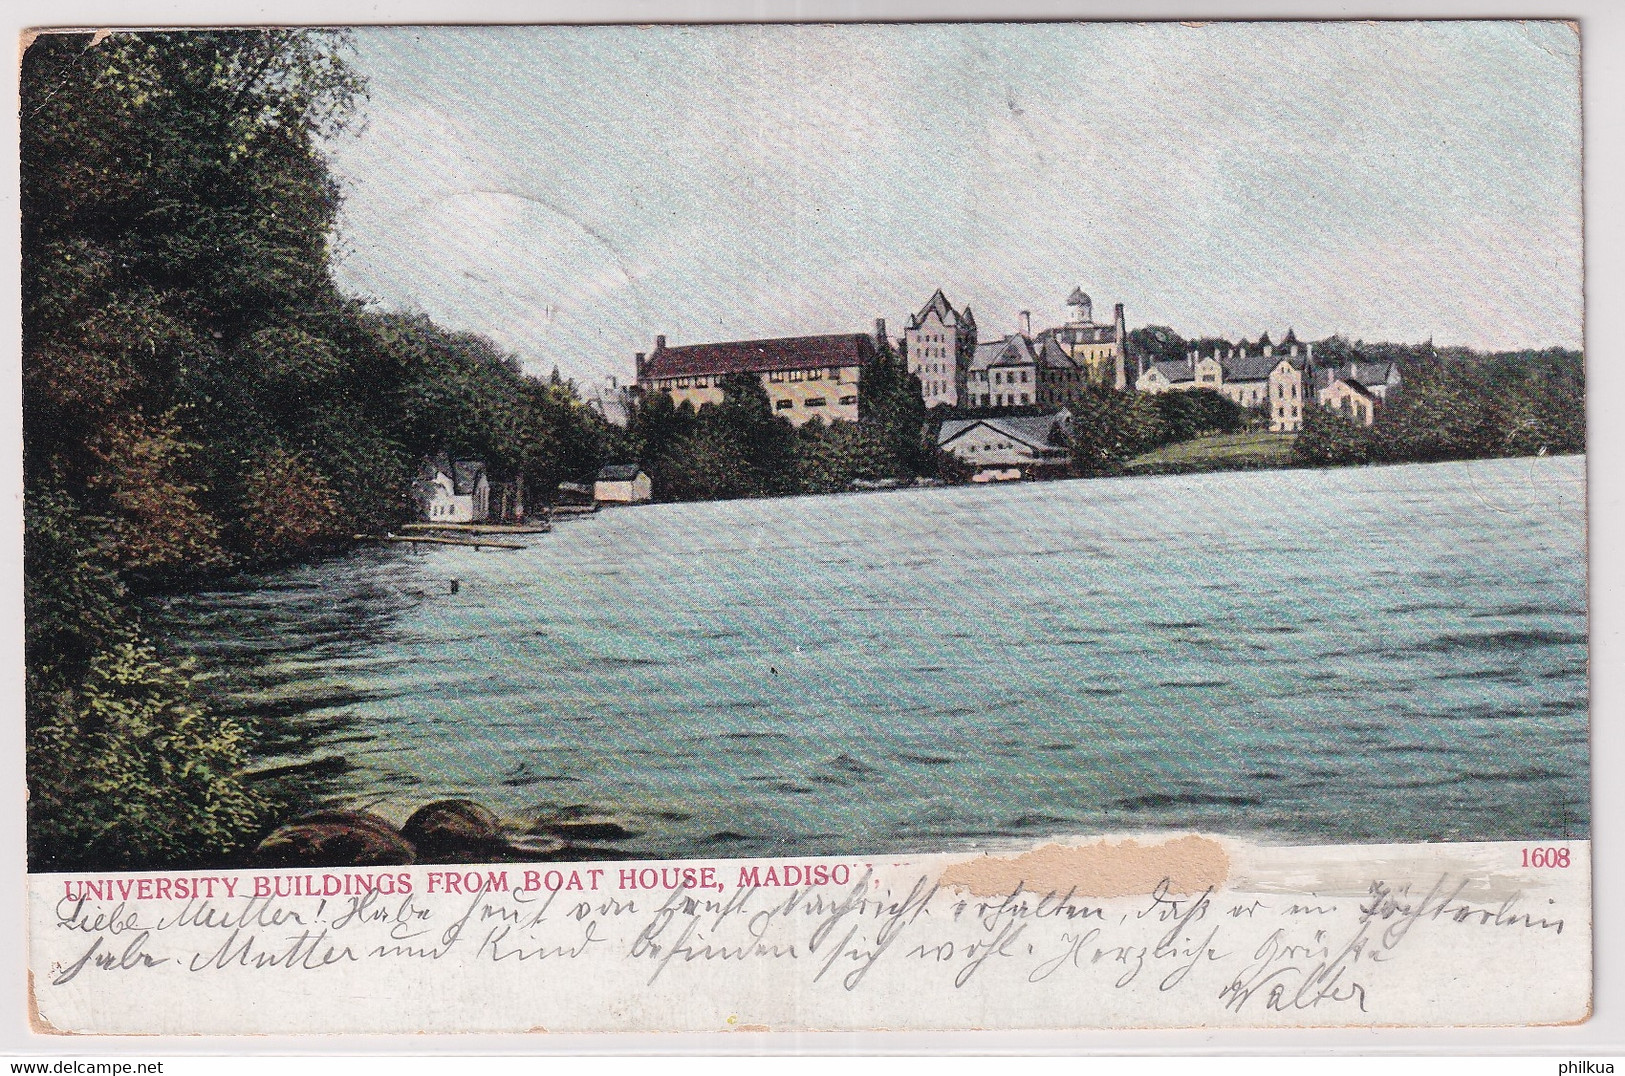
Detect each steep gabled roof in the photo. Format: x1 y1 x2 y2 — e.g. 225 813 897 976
1035 335 1079 369
1221 354 1278 382
907 288 964 331
640 333 878 380
1313 361 1401 391
1326 377 1376 399
451 460 487 496
417 452 453 484
969 334 1038 371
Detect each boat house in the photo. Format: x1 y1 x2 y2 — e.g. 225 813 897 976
412 454 491 522
594 464 653 504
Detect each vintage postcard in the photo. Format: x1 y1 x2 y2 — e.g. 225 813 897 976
19 19 1589 1035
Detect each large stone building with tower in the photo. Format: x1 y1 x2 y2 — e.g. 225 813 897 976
903 289 978 409
1041 287 1131 392
935 286 1131 410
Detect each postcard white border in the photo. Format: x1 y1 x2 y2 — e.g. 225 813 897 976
1 0 1620 1057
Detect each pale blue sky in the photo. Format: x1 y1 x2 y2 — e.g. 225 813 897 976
324 21 1583 384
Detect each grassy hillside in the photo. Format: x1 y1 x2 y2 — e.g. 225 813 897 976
1118 430 1297 476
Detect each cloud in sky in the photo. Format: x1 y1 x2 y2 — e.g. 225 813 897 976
324 21 1582 384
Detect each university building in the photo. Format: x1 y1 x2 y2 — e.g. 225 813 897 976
1136 334 1316 433
913 286 1131 410
1039 287 1130 392
903 289 977 409
634 329 880 427
1314 359 1402 427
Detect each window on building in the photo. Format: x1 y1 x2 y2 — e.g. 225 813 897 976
1020 370 1029 382
676 377 690 388
769 371 786 382
789 370 804 381
805 398 826 408
807 369 822 381
829 367 842 381
839 395 857 406
1020 393 1029 404
775 399 793 410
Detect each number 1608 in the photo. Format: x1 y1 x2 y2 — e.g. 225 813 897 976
1522 847 1571 868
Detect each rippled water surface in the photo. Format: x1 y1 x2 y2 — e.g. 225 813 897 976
152 456 1589 857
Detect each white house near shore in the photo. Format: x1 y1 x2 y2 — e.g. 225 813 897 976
412 454 491 522
594 464 653 504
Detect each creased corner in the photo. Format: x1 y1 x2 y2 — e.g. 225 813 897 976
28 970 69 1036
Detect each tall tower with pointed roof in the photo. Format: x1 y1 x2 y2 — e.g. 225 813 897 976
903 289 977 408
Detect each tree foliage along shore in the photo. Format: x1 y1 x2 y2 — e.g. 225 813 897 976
620 337 928 501
22 31 618 869
1293 343 1585 466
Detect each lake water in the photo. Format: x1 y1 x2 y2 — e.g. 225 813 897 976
151 455 1590 858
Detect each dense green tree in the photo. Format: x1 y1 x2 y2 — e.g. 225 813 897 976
1152 388 1245 442
710 371 800 496
1127 325 1187 367
794 418 896 493
28 641 266 871
858 339 928 477
657 426 753 501
1293 402 1376 465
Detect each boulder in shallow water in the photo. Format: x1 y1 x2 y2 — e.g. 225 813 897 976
402 799 503 859
252 811 415 867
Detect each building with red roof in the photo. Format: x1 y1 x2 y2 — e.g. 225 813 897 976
634 328 881 426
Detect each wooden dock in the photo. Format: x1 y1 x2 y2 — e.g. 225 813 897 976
353 533 527 550
399 522 552 535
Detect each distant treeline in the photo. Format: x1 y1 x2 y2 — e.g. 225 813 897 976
1293 342 1585 465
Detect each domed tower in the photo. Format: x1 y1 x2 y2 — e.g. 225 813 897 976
1066 286 1093 326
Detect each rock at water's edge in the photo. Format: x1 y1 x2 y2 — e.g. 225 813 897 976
252 811 416 867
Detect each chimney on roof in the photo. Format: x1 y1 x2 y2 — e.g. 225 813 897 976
874 317 887 348
1018 310 1031 336
635 351 646 376
655 334 667 351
